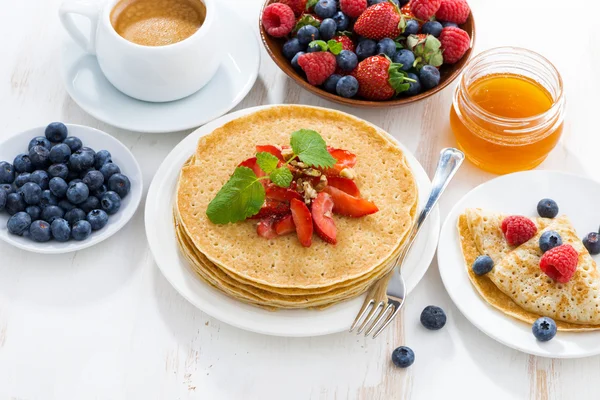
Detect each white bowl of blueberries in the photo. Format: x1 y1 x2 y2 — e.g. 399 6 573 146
0 122 142 254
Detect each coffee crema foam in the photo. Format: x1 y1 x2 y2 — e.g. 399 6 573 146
111 0 206 46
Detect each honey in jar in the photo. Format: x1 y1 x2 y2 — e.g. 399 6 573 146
450 47 565 174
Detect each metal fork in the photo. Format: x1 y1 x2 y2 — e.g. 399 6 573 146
350 148 465 338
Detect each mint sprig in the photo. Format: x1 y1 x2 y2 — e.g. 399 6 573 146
256 152 279 174
307 40 343 55
290 129 337 168
270 167 293 187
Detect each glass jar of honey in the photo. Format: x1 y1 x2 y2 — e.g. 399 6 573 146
450 47 565 174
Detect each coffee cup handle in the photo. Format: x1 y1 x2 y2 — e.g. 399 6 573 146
59 0 102 55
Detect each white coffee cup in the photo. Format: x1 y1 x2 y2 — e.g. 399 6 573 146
59 0 221 102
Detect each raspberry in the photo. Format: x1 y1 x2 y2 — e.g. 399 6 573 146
436 0 471 24
539 244 579 283
501 216 537 246
298 52 337 85
278 0 308 16
410 0 442 20
262 3 296 38
439 26 470 64
340 0 368 18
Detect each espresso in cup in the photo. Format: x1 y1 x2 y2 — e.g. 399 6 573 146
110 0 206 46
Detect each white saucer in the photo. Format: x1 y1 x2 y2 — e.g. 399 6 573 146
60 5 259 133
145 105 440 337
438 170 600 358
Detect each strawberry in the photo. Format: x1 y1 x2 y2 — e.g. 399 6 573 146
274 214 296 235
312 192 337 244
332 34 355 52
238 157 265 178
251 200 290 219
298 52 337 86
256 144 284 161
352 55 413 100
405 34 443 68
326 176 360 197
354 2 402 40
290 198 313 247
257 216 279 239
279 0 308 16
266 184 303 203
323 186 378 217
324 147 357 175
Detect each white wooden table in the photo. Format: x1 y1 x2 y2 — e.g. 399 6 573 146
1 0 599 398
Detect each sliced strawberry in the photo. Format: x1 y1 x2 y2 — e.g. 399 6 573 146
266 184 302 203
290 198 313 247
326 176 360 197
257 216 278 239
312 192 337 244
274 214 296 235
238 157 265 178
323 186 378 217
324 147 357 176
251 200 290 219
256 145 284 161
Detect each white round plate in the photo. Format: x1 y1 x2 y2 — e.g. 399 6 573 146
438 170 600 358
145 105 440 337
0 124 143 254
60 5 259 133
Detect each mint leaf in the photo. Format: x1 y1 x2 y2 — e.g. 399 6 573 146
256 152 279 174
290 129 336 169
270 167 293 188
309 40 329 52
327 40 343 55
206 167 265 224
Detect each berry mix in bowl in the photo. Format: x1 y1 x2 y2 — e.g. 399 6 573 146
259 0 474 106
0 123 143 254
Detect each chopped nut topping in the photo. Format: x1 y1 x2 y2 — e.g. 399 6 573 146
303 168 321 177
302 181 317 204
339 167 357 180
290 160 308 169
314 175 328 192
281 148 294 161
296 178 304 192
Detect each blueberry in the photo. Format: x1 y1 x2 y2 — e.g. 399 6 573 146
25 205 42 220
29 220 52 242
49 143 72 164
39 190 58 208
30 170 49 190
583 232 600 255
91 184 108 198
539 231 563 253
336 50 358 71
28 146 50 169
19 182 42 205
403 20 419 36
440 21 458 28
314 0 336 18
87 209 109 231
282 38 305 60
323 74 342 93
42 205 64 223
0 183 15 195
291 52 305 71
421 21 443 37
532 317 557 342
537 198 559 218
65 208 86 226
69 149 95 172
48 177 68 198
336 75 359 98
70 178 83 185
419 65 440 90
420 305 447 330
0 189 6 211
392 49 415 71
71 220 92 241
81 147 96 159
66 182 89 204
45 122 68 142
13 154 33 173
391 346 414 368
297 25 320 46
107 173 131 199
14 173 32 188
404 73 422 96
67 169 80 182
78 167 98 180
471 255 494 276
332 11 349 31
319 18 337 41
63 136 83 153
82 170 105 191
5 192 26 215
79 196 100 214
48 163 69 180
7 212 31 236
28 136 51 151
58 200 76 213
376 38 396 57
51 218 71 242
99 163 121 181
307 42 322 53
356 39 376 60
0 161 15 184
100 191 121 215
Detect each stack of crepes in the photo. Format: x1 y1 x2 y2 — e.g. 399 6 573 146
459 208 600 331
173 105 418 310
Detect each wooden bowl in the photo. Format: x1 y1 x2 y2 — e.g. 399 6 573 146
259 1 476 108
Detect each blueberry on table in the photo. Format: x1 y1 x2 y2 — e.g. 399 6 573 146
99 163 121 181
42 205 65 224
391 346 414 368
532 317 557 341
404 73 422 96
69 149 95 172
314 0 336 18
319 18 337 41
421 21 443 37
100 191 121 215
403 20 419 36
376 38 396 58
0 189 6 211
45 122 68 143
66 182 89 205
14 173 32 188
471 255 494 276
5 192 26 215
87 209 109 231
324 74 342 93
419 65 440 90
49 177 68 198
51 218 71 242
29 146 50 169
291 52 305 71
49 143 72 164
537 198 559 218
71 220 92 241
65 208 86 226
29 220 52 242
392 49 415 71
356 39 376 60
296 25 319 46
336 50 358 71
282 38 305 60
539 230 562 253
19 182 42 205
39 190 58 207
79 196 100 214
583 232 600 255
83 170 105 191
30 170 49 190
420 305 447 330
336 75 359 98
25 205 41 220
0 161 15 184
28 136 51 151
108 173 131 199
63 136 83 153
13 154 33 173
7 212 31 236
48 163 69 180
332 11 349 31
